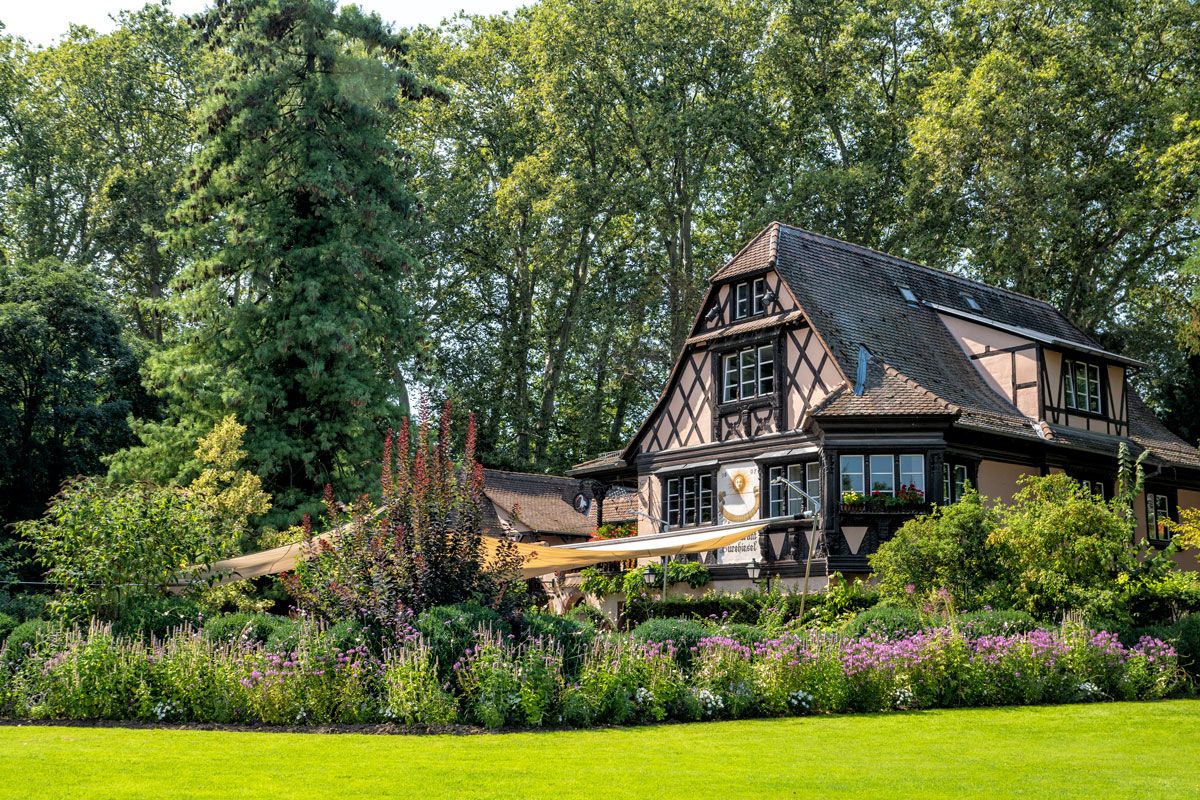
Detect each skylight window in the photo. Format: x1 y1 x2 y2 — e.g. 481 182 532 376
964 294 981 311
898 286 917 303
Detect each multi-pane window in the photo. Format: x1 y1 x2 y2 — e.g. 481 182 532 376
734 278 767 320
899 454 926 494
943 462 970 503
721 345 775 403
1063 359 1102 414
869 455 895 495
767 462 821 517
840 455 865 494
1079 479 1107 500
841 454 925 499
1145 492 1172 541
664 473 714 529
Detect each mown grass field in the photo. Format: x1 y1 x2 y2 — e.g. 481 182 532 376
1 700 1197 799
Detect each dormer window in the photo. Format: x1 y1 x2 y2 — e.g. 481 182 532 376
1063 358 1102 414
734 278 767 320
721 344 774 403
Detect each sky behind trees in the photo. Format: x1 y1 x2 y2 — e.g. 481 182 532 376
1 0 523 44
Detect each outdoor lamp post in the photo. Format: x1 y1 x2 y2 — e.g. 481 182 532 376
746 558 762 588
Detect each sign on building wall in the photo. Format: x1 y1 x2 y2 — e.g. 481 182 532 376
716 462 760 564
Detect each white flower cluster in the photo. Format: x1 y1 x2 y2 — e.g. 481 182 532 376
893 686 916 710
1077 681 1104 701
152 701 180 722
787 690 814 713
693 688 724 718
634 687 655 708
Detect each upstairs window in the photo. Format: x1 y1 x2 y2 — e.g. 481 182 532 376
721 345 774 403
734 278 767 320
767 462 820 517
664 472 714 529
1079 478 1107 500
1063 359 1102 414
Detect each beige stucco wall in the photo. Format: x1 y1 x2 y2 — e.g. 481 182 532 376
939 314 1038 418
977 459 1040 503
783 326 841 430
641 350 713 454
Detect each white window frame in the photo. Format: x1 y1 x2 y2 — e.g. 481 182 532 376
869 454 895 496
722 344 775 404
751 277 767 315
664 473 714 529
840 455 865 494
899 454 925 494
734 282 751 320
768 462 821 517
1063 359 1102 414
1146 492 1172 542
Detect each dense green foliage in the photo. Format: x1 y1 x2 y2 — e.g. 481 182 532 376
114 0 440 518
14 478 236 620
0 0 1197 518
0 260 143 524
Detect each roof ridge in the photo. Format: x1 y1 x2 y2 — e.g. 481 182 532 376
775 223 1066 313
483 467 574 482
709 222 780 282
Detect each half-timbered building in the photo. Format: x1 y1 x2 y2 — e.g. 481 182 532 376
571 223 1200 590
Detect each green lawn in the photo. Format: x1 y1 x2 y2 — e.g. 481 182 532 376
1 701 1197 799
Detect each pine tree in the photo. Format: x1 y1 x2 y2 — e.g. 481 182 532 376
147 0 438 517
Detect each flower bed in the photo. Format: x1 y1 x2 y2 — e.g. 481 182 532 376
0 620 1183 729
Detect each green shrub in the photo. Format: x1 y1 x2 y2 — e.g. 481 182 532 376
630 618 710 664
0 591 49 623
719 623 767 646
381 644 458 725
1142 614 1200 676
1 618 54 669
416 603 509 677
844 607 925 640
111 597 202 639
521 611 596 675
957 609 1040 638
202 613 292 646
0 613 17 647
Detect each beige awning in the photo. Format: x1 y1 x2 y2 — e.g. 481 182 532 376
192 521 767 584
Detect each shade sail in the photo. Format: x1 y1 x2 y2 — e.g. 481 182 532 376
193 522 767 584
496 522 767 578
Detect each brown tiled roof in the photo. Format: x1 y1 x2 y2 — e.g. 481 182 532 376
481 469 596 538
812 361 958 418
762 223 1199 469
567 450 626 477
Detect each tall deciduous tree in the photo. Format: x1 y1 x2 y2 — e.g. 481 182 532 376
134 0 438 518
0 260 143 524
905 0 1200 333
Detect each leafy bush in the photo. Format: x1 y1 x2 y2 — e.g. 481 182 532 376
1142 614 1200 676
14 478 238 620
957 609 1040 638
0 591 48 623
416 603 509 677
521 610 596 675
286 408 527 642
202 613 292 646
111 597 202 639
1 618 54 669
871 489 1001 610
0 613 17 647
630 618 710 664
845 607 926 640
